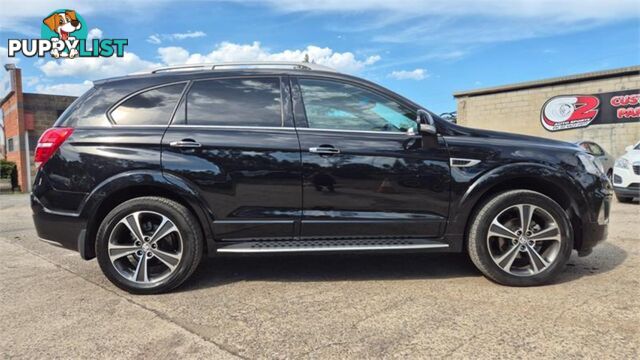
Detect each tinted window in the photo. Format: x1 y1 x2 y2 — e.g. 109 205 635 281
299 79 417 133
110 83 185 126
186 78 282 127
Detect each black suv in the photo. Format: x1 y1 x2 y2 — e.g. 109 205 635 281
31 62 612 293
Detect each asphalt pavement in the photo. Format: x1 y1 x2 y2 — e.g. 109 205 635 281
0 193 638 358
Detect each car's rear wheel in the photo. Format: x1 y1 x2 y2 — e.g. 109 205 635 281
96 197 203 294
467 190 573 286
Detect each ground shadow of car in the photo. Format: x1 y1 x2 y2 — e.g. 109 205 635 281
176 242 627 292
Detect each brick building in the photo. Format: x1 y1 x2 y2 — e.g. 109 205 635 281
454 66 640 158
1 65 77 192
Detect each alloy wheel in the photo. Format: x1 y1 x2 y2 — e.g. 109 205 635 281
107 211 183 284
486 204 562 276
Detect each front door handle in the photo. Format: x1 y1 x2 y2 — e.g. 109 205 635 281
309 145 340 155
169 139 202 148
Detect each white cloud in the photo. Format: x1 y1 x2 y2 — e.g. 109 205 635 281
251 0 639 54
87 28 103 42
388 68 427 80
253 0 639 21
157 42 380 73
38 52 161 79
147 35 162 45
147 31 207 44
35 80 93 96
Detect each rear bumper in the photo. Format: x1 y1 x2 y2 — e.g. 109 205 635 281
31 195 90 258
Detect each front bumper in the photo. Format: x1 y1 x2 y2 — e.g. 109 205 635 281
613 185 640 199
577 220 609 257
575 173 612 257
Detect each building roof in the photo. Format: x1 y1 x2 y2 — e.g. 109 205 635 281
453 65 640 98
0 91 79 107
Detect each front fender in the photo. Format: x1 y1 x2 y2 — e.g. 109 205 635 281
445 162 589 250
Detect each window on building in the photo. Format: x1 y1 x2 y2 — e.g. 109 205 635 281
110 83 186 126
7 138 15 152
185 78 283 127
298 78 417 133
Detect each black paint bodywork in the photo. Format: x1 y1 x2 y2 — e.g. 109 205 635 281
31 69 612 260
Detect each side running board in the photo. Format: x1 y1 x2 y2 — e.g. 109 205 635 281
216 239 449 253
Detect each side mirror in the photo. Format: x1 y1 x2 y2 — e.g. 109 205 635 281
626 145 633 152
416 109 436 135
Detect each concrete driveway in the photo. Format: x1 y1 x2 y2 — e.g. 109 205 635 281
0 193 638 358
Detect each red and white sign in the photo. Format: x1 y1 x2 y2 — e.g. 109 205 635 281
541 95 600 131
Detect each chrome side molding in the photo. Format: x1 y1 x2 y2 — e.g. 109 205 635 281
450 158 481 167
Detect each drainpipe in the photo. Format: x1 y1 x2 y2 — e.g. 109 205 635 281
24 130 31 192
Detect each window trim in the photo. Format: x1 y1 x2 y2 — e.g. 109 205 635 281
179 75 286 128
106 81 190 127
294 76 419 135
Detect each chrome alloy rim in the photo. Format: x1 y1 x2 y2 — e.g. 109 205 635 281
108 211 183 284
487 204 562 276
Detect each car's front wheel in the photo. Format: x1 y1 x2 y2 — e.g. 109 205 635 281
467 190 573 286
96 197 203 294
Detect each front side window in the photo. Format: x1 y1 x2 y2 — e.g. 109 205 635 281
299 78 417 133
110 83 186 126
186 77 282 127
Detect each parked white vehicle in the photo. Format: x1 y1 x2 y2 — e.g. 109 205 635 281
612 141 640 203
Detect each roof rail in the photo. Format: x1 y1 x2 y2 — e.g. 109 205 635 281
150 61 337 74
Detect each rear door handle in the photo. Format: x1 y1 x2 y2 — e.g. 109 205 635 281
309 145 340 155
169 139 202 148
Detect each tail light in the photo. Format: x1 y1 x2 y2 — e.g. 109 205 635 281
34 127 74 168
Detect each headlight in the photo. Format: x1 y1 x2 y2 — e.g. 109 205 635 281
615 158 630 169
577 153 602 175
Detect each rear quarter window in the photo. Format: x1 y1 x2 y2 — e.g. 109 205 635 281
110 83 186 126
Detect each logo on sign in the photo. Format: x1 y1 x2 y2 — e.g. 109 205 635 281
541 95 600 132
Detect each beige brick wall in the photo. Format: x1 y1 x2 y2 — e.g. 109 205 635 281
456 74 640 158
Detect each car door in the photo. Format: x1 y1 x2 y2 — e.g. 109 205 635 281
162 76 302 241
292 77 450 240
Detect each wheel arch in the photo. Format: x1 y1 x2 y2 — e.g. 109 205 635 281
451 163 588 252
78 170 214 260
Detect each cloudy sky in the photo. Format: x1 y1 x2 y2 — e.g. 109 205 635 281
0 0 638 113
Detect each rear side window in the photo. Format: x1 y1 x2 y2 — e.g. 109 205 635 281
185 78 283 127
110 83 185 126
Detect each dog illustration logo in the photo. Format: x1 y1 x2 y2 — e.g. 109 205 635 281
41 9 86 58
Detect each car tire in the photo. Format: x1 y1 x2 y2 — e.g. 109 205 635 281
615 194 634 203
467 190 573 286
96 196 203 294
